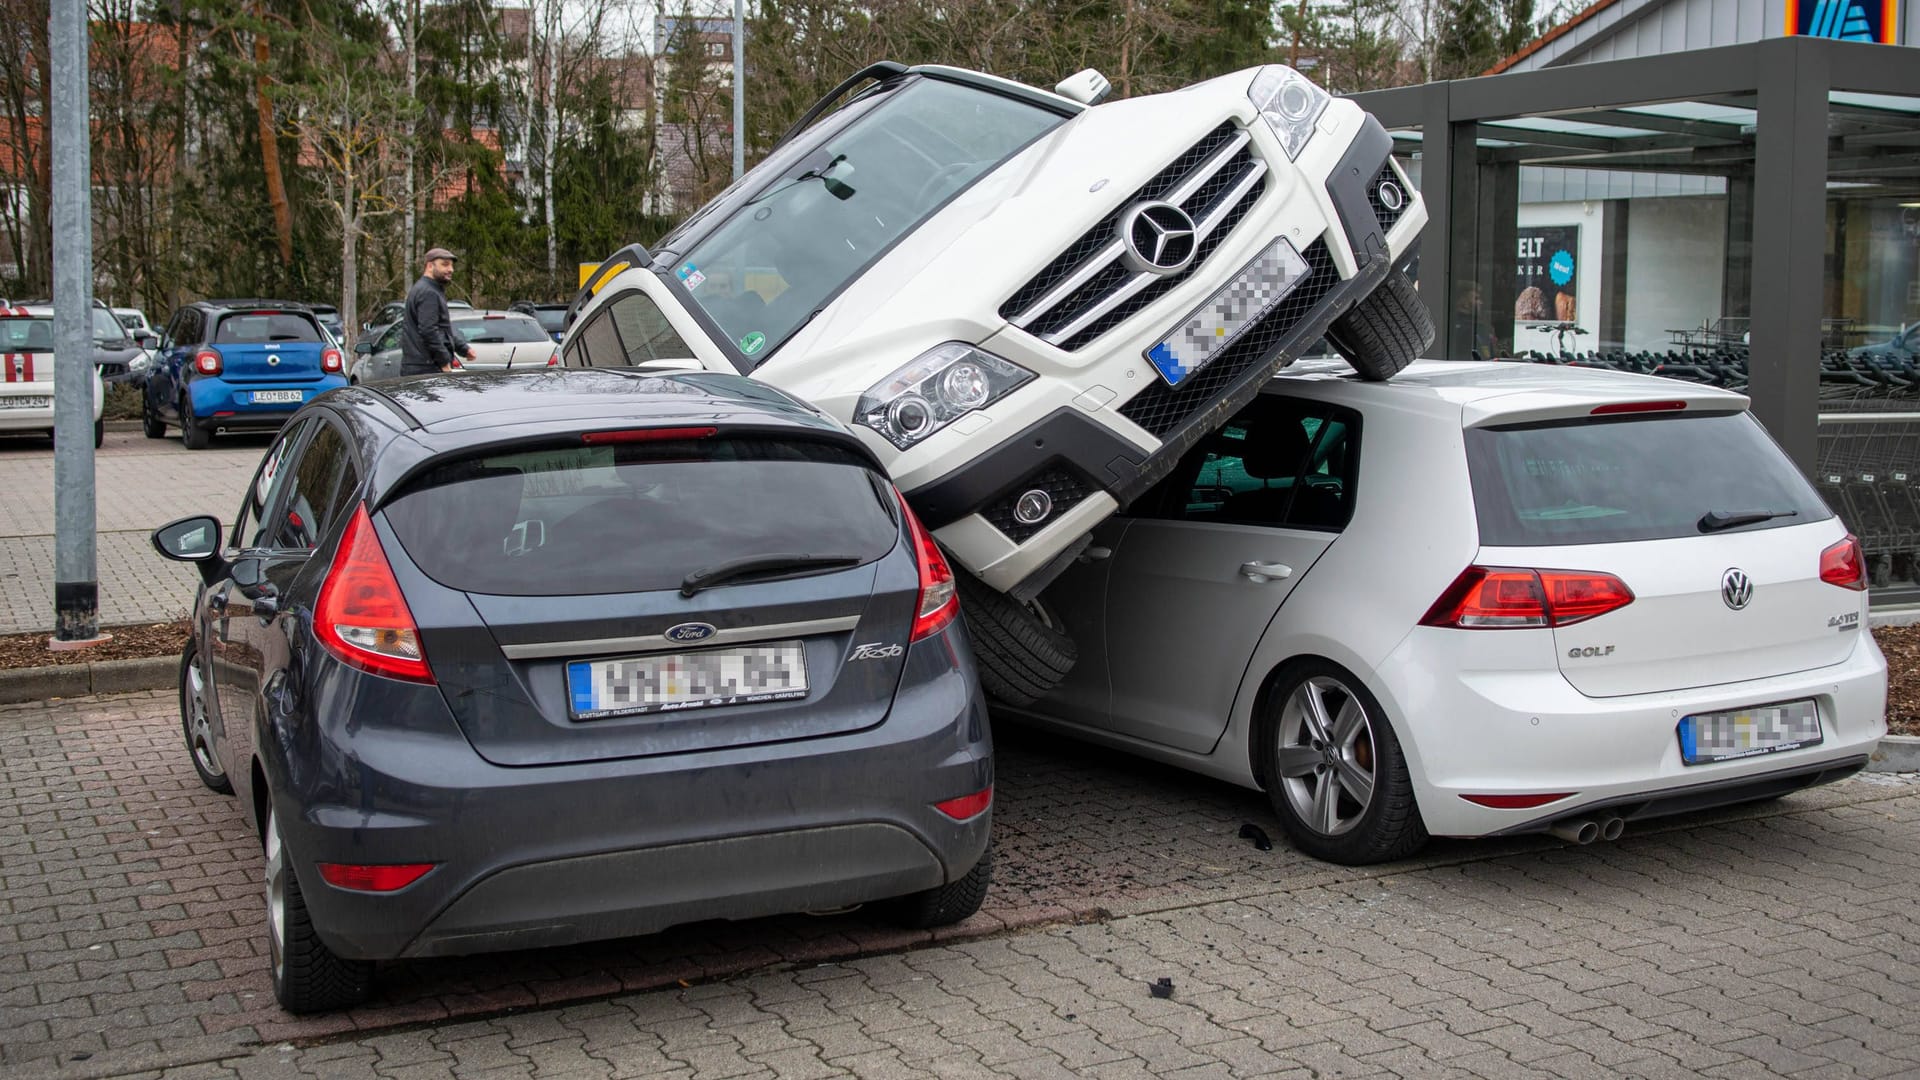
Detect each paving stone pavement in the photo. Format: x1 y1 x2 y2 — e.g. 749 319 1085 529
4 690 1918 1079
0 429 273 634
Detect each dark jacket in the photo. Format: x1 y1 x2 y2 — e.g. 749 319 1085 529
400 275 468 374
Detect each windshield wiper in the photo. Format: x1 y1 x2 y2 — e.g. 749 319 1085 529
681 552 861 597
1698 509 1800 533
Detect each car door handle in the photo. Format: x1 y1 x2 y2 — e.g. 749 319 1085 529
1240 561 1292 583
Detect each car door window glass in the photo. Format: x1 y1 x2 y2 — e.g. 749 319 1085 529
577 309 623 368
1286 415 1358 531
377 323 403 352
268 422 354 551
1155 403 1358 531
234 421 309 551
607 291 696 363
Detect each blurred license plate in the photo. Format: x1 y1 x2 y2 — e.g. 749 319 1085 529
1678 700 1821 765
1145 238 1311 387
0 395 51 409
252 390 304 404
567 641 807 720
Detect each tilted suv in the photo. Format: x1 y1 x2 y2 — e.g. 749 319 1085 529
142 300 346 448
562 62 1431 702
152 369 993 1012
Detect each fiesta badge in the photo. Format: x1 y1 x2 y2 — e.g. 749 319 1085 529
664 622 718 644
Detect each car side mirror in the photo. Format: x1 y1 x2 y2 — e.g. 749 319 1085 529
152 515 228 585
354 340 374 355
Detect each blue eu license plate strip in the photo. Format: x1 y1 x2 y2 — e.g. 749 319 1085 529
567 641 807 720
1145 238 1311 387
1677 699 1821 765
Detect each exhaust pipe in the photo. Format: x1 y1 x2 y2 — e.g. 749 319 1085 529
1600 816 1626 842
1548 818 1600 845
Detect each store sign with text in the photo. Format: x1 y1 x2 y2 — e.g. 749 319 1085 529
1516 226 1579 324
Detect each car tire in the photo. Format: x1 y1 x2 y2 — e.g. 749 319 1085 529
179 639 231 794
1257 660 1427 865
955 572 1076 707
265 805 374 1013
887 844 991 929
179 396 209 450
142 398 166 438
1325 268 1433 382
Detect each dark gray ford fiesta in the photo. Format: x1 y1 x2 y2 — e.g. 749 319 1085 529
151 369 993 1013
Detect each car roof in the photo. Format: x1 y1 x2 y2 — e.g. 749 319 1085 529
314 369 882 504
1267 357 1747 424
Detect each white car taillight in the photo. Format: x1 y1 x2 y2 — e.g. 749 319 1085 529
1420 566 1634 629
314 506 434 683
1248 66 1330 161
1820 534 1867 590
857 343 1032 451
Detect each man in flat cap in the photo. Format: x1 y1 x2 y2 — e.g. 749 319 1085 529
400 247 476 376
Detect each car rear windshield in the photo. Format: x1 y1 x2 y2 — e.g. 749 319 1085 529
215 313 322 343
383 436 900 596
455 317 551 344
676 77 1063 366
0 317 54 351
528 308 567 332
1465 411 1832 546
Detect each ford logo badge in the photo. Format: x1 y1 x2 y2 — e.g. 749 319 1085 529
664 622 718 643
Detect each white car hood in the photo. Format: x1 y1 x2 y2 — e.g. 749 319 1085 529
751 69 1261 408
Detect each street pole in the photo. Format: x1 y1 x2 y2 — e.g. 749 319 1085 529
50 0 104 647
731 0 744 181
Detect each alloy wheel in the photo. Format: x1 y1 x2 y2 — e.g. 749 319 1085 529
183 659 218 778
265 808 287 982
1273 675 1377 837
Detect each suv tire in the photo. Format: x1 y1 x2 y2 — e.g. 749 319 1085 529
887 844 991 929
956 572 1075 707
180 397 209 450
1326 268 1433 382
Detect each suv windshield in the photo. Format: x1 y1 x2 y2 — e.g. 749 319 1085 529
1466 412 1832 546
674 77 1063 364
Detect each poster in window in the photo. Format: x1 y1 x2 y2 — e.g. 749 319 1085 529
1516 226 1579 324
1784 0 1900 44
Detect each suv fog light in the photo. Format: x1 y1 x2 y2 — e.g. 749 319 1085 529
1377 179 1405 212
1013 489 1053 526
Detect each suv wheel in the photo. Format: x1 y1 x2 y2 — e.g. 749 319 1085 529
1258 660 1427 865
887 844 991 929
179 396 209 450
1325 268 1434 382
265 805 374 1012
956 572 1076 707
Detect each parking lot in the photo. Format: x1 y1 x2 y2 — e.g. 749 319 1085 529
0 429 273 635
4 686 1918 1079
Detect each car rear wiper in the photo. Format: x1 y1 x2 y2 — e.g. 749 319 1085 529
1698 509 1800 533
681 552 862 597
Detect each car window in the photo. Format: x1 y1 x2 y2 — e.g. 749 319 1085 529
375 323 403 352
0 317 56 352
268 422 357 551
1146 401 1358 531
215 312 322 344
180 310 203 346
453 317 550 344
234 421 310 551
1465 411 1830 546
566 292 697 368
93 309 128 344
531 308 567 333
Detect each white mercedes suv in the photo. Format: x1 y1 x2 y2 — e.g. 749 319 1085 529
563 62 1431 701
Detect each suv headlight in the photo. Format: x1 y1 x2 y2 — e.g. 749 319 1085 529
1248 66 1330 161
857 343 1034 451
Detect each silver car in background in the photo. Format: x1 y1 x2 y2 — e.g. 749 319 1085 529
351 311 558 382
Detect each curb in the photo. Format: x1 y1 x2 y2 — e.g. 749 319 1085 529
1868 733 1920 773
103 418 143 432
0 656 175 705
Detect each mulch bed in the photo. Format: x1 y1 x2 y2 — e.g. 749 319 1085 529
3 618 1917 734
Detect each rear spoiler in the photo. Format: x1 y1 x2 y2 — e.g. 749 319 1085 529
1462 388 1748 429
565 243 652 333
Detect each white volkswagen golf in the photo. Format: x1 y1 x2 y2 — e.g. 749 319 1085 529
1011 359 1888 865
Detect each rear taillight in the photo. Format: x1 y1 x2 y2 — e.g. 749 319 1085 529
316 862 435 892
193 350 222 375
1420 566 1634 629
896 490 958 642
581 426 716 445
1820 534 1867 591
1460 792 1576 809
546 350 560 367
934 785 992 821
314 506 434 683
321 347 343 373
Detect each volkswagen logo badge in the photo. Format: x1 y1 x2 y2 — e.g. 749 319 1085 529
1721 568 1753 611
1116 201 1198 276
664 622 718 644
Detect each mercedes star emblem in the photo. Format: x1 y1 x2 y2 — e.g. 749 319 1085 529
1721 568 1753 611
1117 200 1198 276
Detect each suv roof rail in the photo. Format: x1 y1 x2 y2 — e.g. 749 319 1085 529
775 61 909 150
566 243 653 331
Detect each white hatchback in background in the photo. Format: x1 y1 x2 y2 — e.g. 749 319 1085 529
0 306 105 446
351 311 558 381
1014 359 1886 865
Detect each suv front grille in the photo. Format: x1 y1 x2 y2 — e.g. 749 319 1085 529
1367 160 1409 237
1000 122 1270 352
1118 239 1338 440
981 466 1095 544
